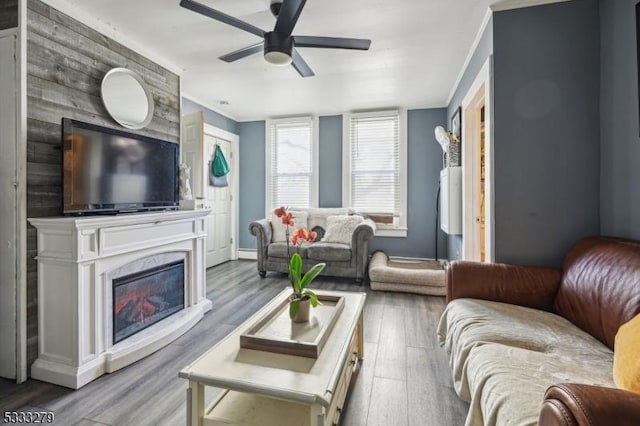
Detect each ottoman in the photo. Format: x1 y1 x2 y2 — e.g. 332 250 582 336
368 251 446 296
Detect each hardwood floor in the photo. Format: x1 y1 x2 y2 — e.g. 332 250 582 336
0 260 468 425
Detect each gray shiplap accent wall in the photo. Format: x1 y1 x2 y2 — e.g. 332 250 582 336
26 0 180 368
492 0 600 266
445 16 493 261
182 97 238 135
0 0 18 30
600 0 640 240
238 110 447 259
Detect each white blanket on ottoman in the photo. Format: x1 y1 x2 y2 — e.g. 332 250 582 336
437 299 615 426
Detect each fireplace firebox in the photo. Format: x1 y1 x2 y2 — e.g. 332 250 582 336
112 260 185 344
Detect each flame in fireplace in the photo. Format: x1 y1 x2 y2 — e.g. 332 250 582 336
115 288 170 323
113 260 185 344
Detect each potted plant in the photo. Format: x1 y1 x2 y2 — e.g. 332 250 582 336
274 207 326 322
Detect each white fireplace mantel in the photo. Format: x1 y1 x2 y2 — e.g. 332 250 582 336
28 209 212 389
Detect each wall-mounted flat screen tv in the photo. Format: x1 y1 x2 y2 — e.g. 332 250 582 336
62 118 179 215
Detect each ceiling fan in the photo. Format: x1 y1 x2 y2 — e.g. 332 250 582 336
179 0 371 77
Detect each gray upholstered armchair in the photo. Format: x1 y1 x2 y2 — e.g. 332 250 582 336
249 208 375 283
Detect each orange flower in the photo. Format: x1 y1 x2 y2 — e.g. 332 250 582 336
274 206 287 218
282 212 294 227
290 227 317 246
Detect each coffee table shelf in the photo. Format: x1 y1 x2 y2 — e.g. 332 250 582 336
180 288 365 426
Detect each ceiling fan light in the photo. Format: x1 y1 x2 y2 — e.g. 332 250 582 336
264 31 293 66
264 50 292 65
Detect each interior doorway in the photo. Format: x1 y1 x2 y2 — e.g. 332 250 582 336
204 131 233 267
461 56 494 262
180 113 239 269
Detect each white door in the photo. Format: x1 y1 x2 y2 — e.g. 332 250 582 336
0 34 18 380
205 134 232 267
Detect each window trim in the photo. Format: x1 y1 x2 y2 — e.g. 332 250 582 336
265 116 319 216
342 109 408 237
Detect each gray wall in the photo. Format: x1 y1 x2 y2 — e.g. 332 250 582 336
600 0 640 239
318 115 343 208
238 121 266 249
238 109 448 259
182 97 238 135
445 16 494 260
492 0 600 266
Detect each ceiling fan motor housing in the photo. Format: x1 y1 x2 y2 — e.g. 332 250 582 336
264 31 293 65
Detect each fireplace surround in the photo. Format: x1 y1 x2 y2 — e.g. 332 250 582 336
29 210 212 389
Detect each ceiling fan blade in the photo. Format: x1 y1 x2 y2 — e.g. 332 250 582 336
291 49 314 78
293 36 371 50
180 0 265 38
219 43 263 62
274 0 307 36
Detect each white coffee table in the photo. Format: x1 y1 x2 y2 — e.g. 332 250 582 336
179 288 366 426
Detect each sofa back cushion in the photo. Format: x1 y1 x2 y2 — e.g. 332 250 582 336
554 237 640 350
304 208 354 230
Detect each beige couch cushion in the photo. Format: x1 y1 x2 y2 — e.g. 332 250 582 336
322 215 364 245
438 299 615 426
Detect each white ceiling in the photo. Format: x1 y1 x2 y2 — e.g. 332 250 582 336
40 0 562 121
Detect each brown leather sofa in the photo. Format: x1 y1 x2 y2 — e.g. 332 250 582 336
438 236 640 425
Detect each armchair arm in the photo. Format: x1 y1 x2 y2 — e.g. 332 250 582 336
539 383 640 426
447 261 562 312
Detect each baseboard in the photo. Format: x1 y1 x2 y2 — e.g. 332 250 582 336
237 249 257 260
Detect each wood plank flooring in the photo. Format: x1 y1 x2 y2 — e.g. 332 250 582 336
0 260 468 425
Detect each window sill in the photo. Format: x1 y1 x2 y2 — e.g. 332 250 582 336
375 227 407 238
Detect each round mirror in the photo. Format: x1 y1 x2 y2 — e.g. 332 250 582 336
101 68 155 130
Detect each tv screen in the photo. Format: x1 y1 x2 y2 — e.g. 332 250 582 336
62 118 179 215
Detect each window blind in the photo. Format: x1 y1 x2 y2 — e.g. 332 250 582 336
349 113 400 218
269 120 313 209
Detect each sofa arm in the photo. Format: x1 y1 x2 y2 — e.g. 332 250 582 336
351 219 376 281
249 219 272 246
447 261 562 312
249 219 272 273
539 383 640 426
351 219 376 247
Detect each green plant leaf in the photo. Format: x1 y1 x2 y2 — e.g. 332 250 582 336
289 253 303 294
304 290 319 307
299 262 326 290
289 299 299 319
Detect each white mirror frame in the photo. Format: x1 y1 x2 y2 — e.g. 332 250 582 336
101 68 155 130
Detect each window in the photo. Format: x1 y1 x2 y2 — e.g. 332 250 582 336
343 110 407 237
266 117 318 213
